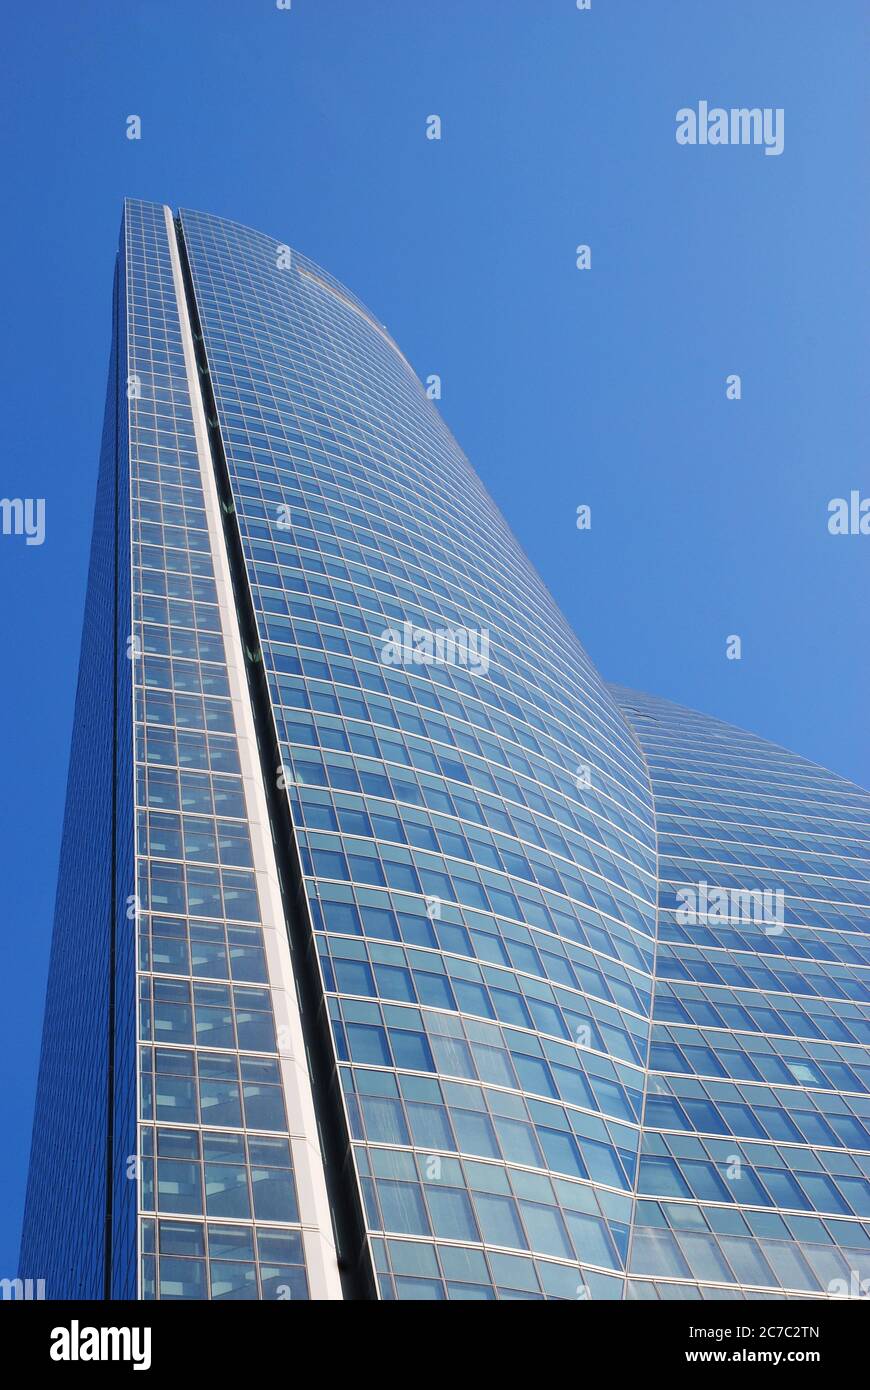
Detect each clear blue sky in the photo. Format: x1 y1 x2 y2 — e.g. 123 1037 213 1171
0 0 867 1277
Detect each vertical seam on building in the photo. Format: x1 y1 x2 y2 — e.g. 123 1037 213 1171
619 709 662 1297
162 206 352 1300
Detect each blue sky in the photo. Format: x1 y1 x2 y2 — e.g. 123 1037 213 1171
0 0 867 1276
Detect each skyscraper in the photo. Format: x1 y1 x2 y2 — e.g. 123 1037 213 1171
20 201 870 1301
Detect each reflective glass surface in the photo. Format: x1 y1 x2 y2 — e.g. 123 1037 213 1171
22 202 870 1301
615 686 870 1299
125 201 314 1300
19 253 136 1299
177 207 663 1301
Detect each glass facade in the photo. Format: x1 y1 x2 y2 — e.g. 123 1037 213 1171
614 686 870 1299
19 261 136 1300
20 201 870 1301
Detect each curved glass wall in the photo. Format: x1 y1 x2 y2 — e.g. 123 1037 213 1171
615 685 870 1300
179 207 661 1300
